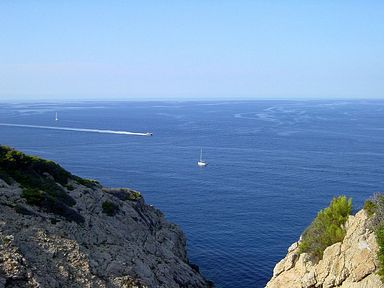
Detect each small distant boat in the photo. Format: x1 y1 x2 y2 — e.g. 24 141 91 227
197 148 207 167
55 112 58 121
145 132 153 136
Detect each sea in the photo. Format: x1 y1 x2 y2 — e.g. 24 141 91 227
1 100 384 288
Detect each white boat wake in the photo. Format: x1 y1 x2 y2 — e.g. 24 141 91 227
0 123 152 136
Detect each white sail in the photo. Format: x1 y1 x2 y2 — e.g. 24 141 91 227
197 148 207 167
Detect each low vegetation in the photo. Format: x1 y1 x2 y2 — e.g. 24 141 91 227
126 190 141 201
364 193 384 282
365 194 384 229
102 188 142 201
21 187 45 205
299 196 352 261
0 145 99 189
76 177 100 188
0 145 75 205
376 226 384 282
102 201 119 216
0 145 91 223
364 199 377 217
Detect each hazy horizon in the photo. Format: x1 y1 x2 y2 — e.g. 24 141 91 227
1 96 384 103
1 1 383 101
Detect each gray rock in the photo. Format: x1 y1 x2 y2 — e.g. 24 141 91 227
0 179 210 288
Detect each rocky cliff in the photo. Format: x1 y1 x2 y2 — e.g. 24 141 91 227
0 147 210 288
266 210 383 288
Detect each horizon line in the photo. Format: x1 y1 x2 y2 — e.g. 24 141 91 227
0 96 384 103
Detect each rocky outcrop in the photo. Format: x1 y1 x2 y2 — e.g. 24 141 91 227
0 177 209 287
266 210 384 288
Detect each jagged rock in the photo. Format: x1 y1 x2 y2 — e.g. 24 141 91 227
301 270 316 288
0 179 9 188
0 178 210 287
288 242 298 252
350 248 376 282
266 210 384 288
273 259 286 277
0 276 6 288
284 253 298 271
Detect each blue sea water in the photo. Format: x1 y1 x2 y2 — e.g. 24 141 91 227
1 100 384 287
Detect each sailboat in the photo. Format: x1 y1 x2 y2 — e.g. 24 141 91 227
55 112 58 121
197 148 207 167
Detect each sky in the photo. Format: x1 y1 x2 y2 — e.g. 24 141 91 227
0 1 383 101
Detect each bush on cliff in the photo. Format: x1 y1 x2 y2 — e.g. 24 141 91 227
0 145 85 223
364 193 384 283
21 188 45 205
0 146 71 186
376 225 384 282
299 196 352 261
102 201 119 216
0 145 98 189
127 190 141 201
365 193 384 229
0 146 75 206
364 199 377 217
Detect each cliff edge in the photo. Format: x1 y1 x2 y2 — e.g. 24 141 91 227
0 146 210 288
266 209 383 288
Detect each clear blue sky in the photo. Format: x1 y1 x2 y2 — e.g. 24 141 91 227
0 1 383 101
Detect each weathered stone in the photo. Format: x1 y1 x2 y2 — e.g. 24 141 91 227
295 253 312 274
273 259 286 277
301 270 316 288
288 242 299 253
314 242 342 285
351 249 376 282
284 253 298 271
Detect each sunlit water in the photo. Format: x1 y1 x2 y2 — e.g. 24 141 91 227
1 100 384 287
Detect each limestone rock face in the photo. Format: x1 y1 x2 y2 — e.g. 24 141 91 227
266 210 384 288
0 179 209 288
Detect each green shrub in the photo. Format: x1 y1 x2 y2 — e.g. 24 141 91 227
0 145 97 192
21 188 44 205
127 191 141 201
366 193 384 284
366 194 384 230
0 146 85 223
0 145 87 207
66 184 75 191
0 146 71 186
102 188 142 201
102 201 119 216
299 196 352 261
364 200 376 217
76 177 100 188
376 225 384 282
0 168 13 184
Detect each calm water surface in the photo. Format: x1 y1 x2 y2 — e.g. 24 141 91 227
1 100 384 287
